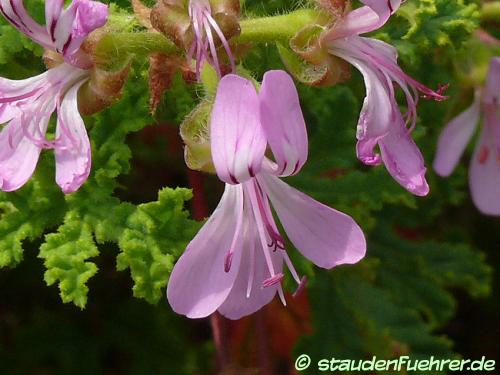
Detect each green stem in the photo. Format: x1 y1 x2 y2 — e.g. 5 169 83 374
481 2 500 22
236 9 328 44
93 9 327 70
93 32 179 70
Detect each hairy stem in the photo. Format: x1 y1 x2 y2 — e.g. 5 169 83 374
236 9 328 44
93 32 179 70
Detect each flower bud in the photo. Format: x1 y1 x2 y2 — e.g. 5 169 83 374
180 100 215 172
314 0 350 18
209 0 240 16
78 63 131 115
151 1 192 48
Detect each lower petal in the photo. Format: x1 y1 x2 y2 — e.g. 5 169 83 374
258 174 366 269
379 116 430 196
469 125 500 216
55 81 91 193
433 96 480 177
218 218 283 320
167 184 245 318
0 118 44 191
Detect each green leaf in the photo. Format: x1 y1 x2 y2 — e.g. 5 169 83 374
39 218 99 308
117 187 200 304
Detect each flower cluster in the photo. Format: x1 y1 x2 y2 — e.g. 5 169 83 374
0 0 494 321
434 57 500 215
0 0 108 192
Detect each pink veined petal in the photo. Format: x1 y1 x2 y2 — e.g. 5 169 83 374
210 74 266 184
433 95 480 177
378 112 430 196
54 79 91 193
0 71 51 103
0 103 19 124
218 212 283 320
484 58 500 154
333 50 393 164
0 0 51 47
65 0 108 57
469 123 500 216
258 173 366 269
53 0 108 58
167 184 245 319
0 116 48 191
259 70 308 176
45 0 63 40
484 57 500 105
323 0 401 41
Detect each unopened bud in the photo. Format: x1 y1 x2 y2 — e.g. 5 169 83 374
209 0 240 16
151 1 192 48
314 0 350 18
278 42 350 87
180 101 215 172
78 63 130 115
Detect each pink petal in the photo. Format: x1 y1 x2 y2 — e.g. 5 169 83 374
433 95 480 177
258 174 366 269
167 184 245 318
469 124 500 216
53 0 108 58
55 80 91 193
0 117 46 191
484 57 500 104
45 0 63 37
334 53 392 164
378 114 429 196
0 0 51 47
259 70 308 176
210 74 266 184
324 0 401 40
484 58 500 153
218 218 283 320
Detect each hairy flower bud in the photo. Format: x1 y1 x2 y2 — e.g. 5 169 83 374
151 1 192 48
314 0 350 17
278 24 350 87
180 101 215 172
78 63 131 116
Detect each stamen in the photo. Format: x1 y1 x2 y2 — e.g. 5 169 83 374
246 236 255 298
204 11 236 73
262 273 284 288
222 186 244 272
247 184 279 279
282 250 301 285
202 14 221 78
253 180 285 251
224 251 233 273
421 83 449 101
278 287 287 306
188 0 236 79
292 276 308 298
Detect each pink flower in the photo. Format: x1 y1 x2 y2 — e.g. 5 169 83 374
167 71 366 319
321 0 447 196
434 57 500 215
0 0 108 193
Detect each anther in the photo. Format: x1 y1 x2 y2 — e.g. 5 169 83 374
262 273 284 288
224 250 233 272
292 276 308 298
